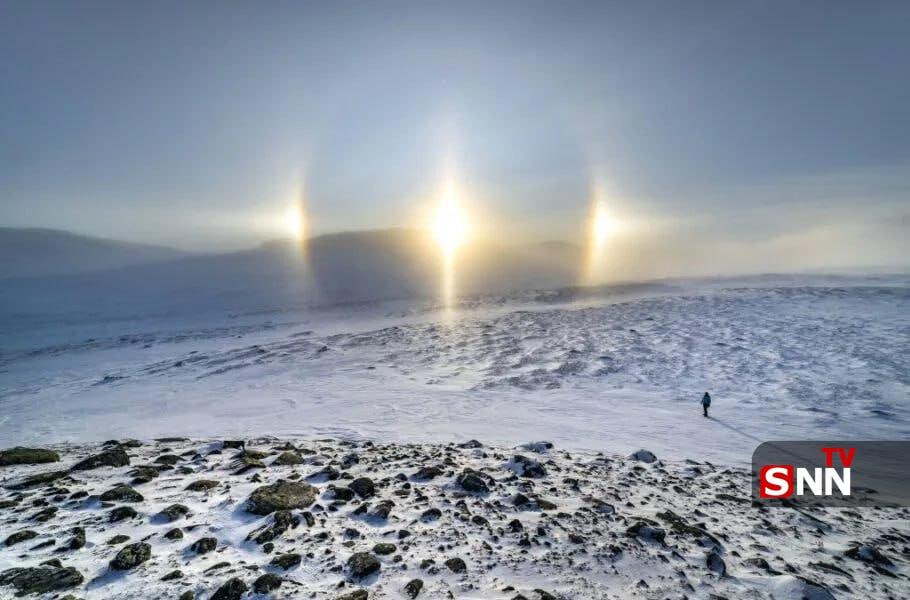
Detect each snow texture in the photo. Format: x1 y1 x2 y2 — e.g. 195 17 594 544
1 278 907 467
0 438 906 599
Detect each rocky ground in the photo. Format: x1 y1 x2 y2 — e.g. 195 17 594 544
0 439 907 599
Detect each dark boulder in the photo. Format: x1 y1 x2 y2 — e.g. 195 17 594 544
0 566 83 595
369 500 394 519
629 449 657 463
190 537 217 555
332 486 355 501
8 470 69 490
253 573 283 593
626 521 666 544
108 506 138 522
99 484 144 503
129 465 161 484
106 534 131 545
246 480 317 515
412 466 444 480
0 447 60 467
347 552 380 579
71 447 130 471
157 504 190 522
455 469 490 494
421 508 442 521
272 451 304 466
508 455 547 478
110 542 151 570
404 578 424 598
348 477 376 498
185 479 219 492
269 553 301 570
248 510 299 544
210 577 248 600
445 557 467 573
63 527 86 551
31 507 57 522
4 530 38 547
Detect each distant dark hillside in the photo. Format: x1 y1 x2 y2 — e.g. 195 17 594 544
0 227 583 320
0 228 188 279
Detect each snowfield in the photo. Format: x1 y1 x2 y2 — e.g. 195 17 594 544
1 278 908 466
0 275 908 598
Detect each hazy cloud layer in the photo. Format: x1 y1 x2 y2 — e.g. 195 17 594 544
1 1 908 276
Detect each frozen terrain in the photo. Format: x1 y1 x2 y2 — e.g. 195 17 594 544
1 438 907 599
1 274 909 599
1 275 908 466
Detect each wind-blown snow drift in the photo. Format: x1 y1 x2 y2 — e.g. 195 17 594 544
1 277 907 465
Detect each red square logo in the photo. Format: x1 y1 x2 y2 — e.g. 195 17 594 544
759 464 794 498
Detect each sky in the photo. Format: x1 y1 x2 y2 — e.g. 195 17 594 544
1 1 908 271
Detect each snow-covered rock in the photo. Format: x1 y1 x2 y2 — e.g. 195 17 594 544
0 437 904 599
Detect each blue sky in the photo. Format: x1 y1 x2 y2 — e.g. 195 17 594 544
1 1 908 269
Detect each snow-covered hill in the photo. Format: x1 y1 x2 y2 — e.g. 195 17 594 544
0 228 188 280
0 228 582 327
1 277 907 467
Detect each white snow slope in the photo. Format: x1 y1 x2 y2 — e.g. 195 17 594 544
1 276 908 466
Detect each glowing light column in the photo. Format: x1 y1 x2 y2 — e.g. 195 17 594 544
287 188 309 258
432 185 469 313
583 198 620 285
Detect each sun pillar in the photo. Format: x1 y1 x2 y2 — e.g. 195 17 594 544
583 183 619 285
432 183 468 317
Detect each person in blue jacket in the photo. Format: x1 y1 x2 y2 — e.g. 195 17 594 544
701 392 711 417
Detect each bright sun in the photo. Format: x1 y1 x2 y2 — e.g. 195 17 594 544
287 201 305 241
432 189 468 255
591 201 619 245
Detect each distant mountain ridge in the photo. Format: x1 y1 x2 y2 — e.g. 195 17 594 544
0 227 189 280
0 227 583 320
